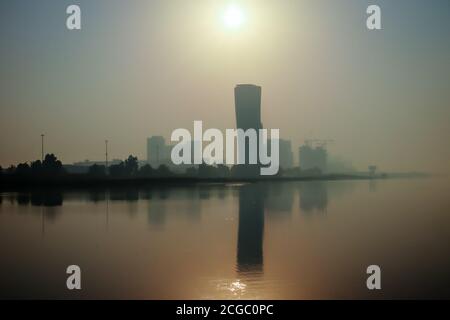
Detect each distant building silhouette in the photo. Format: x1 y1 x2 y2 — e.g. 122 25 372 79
279 139 293 169
65 159 121 174
74 159 122 167
234 84 263 177
147 136 172 168
299 143 327 173
268 138 293 170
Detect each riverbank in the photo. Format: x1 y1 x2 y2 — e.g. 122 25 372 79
0 172 430 191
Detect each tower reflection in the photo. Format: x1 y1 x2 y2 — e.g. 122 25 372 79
236 184 265 273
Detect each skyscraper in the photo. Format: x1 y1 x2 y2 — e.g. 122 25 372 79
234 84 263 177
147 136 167 168
279 139 293 169
235 84 262 130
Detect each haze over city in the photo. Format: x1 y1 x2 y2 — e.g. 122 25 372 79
2 0 450 303
1 0 449 173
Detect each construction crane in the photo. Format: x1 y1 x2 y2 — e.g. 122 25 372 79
304 139 335 149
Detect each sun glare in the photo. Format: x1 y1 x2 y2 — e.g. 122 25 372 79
223 5 245 29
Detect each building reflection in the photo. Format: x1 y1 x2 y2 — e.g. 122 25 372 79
143 187 209 226
0 181 359 281
109 188 139 202
145 188 170 226
369 180 377 192
236 184 265 273
8 190 64 236
298 181 328 213
30 191 63 207
11 190 64 228
88 189 107 203
265 183 294 220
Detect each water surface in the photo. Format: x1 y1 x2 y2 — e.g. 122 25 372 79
1 178 449 299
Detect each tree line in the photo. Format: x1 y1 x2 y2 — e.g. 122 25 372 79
0 154 319 180
0 154 280 179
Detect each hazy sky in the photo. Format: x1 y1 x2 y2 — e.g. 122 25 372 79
1 0 449 173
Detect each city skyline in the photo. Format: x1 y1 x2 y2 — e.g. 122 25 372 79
1 0 450 173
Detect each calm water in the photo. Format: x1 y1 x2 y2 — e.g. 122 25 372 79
1 178 449 299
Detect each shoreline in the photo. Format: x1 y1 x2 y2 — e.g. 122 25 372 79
0 172 430 191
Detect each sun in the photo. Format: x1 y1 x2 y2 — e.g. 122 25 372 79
223 5 246 29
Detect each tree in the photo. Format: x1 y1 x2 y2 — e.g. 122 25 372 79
198 164 214 178
230 165 239 178
15 163 31 176
30 160 42 175
185 166 198 177
197 164 230 178
155 164 171 177
109 162 125 177
216 164 230 178
42 154 65 175
6 165 16 174
276 167 284 177
124 155 139 176
138 164 154 177
88 164 106 177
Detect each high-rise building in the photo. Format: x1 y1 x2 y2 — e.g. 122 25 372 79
235 84 262 130
234 84 263 177
268 139 293 170
147 136 168 167
299 144 327 173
